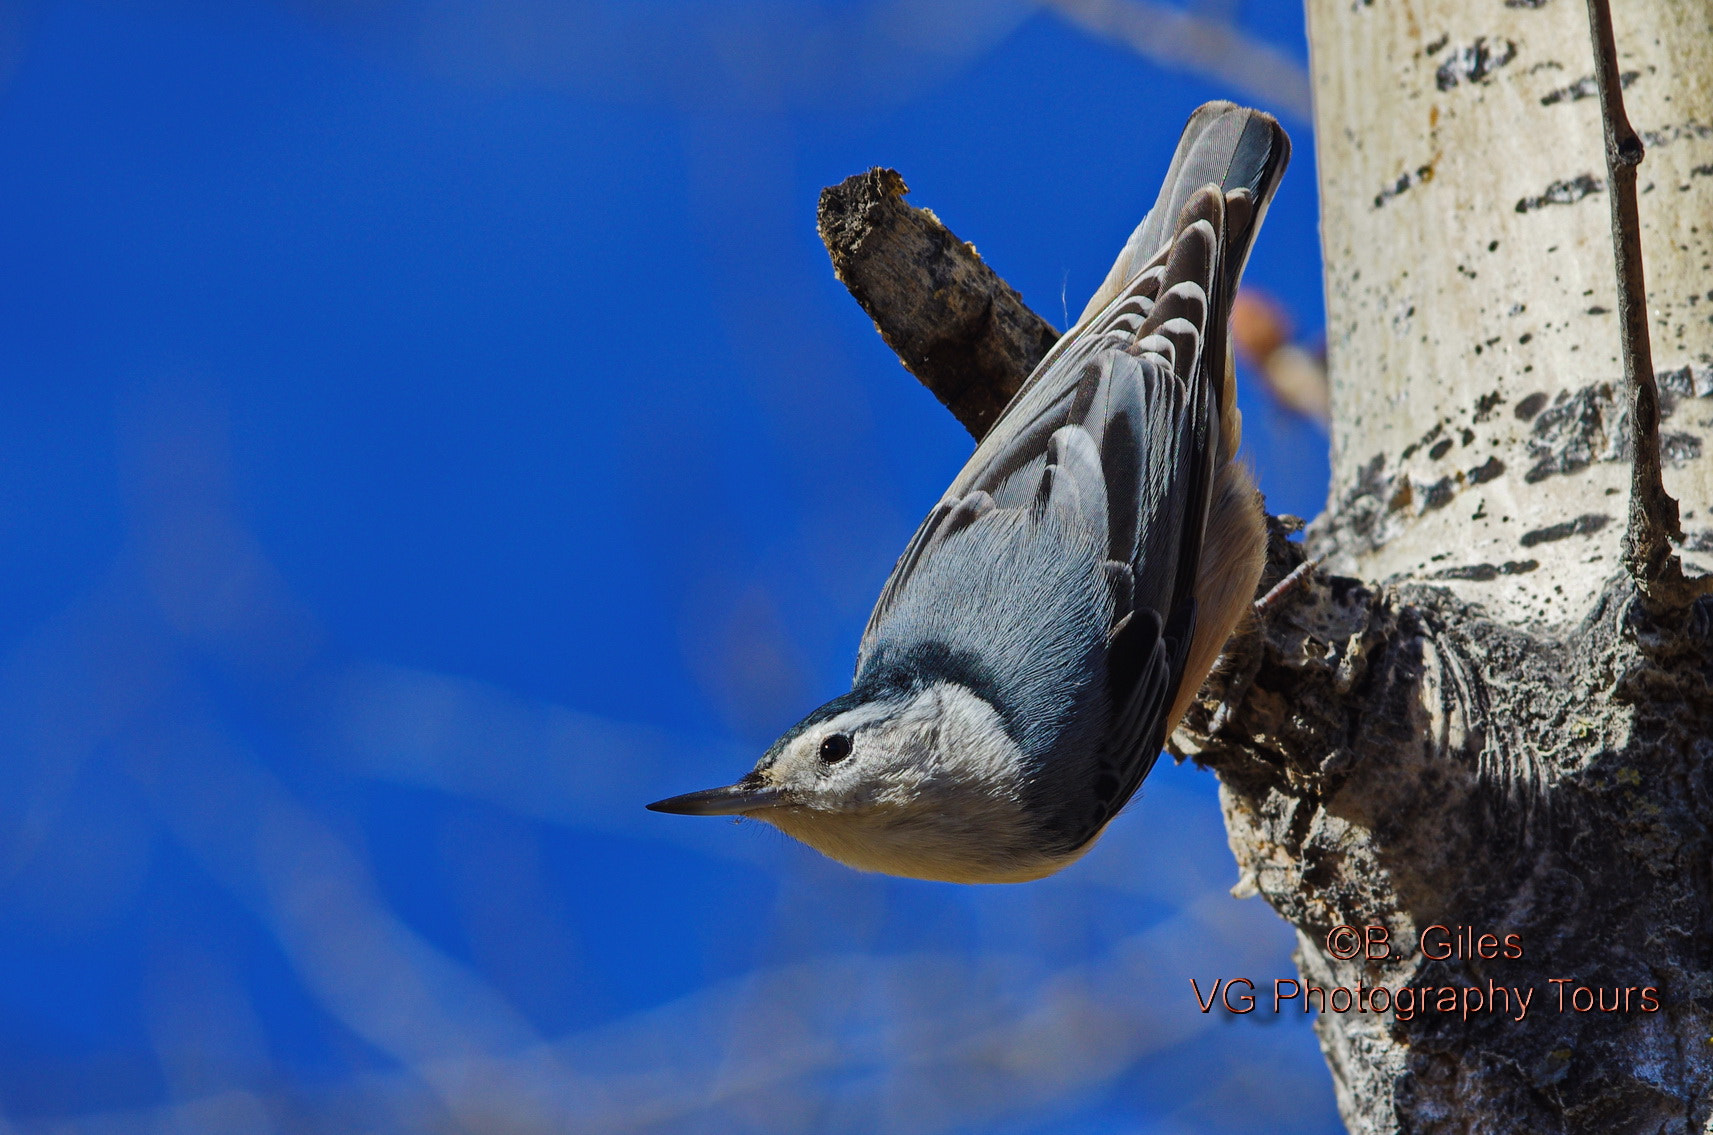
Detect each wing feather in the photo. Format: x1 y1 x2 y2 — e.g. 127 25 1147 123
856 103 1289 859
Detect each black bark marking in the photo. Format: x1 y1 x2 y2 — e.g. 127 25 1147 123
1430 560 1540 581
1519 513 1612 547
1374 162 1437 210
1436 38 1517 91
1541 70 1637 106
1524 383 1624 483
1516 173 1603 212
1469 456 1506 484
1515 392 1549 420
1422 476 1457 511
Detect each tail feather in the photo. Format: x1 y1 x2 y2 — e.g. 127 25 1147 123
1070 103 1289 740
1079 102 1289 327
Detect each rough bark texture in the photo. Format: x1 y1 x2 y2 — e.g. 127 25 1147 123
1259 2 1713 1127
816 2 1713 1129
816 168 1060 440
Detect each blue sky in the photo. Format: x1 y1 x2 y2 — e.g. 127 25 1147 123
0 1 1337 1130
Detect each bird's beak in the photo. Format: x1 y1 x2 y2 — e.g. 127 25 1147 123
646 778 785 816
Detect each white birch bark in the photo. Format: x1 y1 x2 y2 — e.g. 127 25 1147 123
1307 0 1713 618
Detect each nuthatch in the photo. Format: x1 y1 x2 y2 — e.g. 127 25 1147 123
651 102 1289 883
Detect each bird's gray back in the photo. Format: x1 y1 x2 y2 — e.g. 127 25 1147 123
855 498 1114 769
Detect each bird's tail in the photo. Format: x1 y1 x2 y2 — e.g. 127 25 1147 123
1079 102 1290 329
1125 104 1288 736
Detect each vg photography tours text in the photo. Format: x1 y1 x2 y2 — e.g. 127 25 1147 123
1190 925 1661 1023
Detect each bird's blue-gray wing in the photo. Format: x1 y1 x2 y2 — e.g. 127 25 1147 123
856 185 1230 855
1031 195 1228 849
858 103 1288 856
931 103 1283 520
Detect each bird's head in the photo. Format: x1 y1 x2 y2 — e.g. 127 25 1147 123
648 681 1070 883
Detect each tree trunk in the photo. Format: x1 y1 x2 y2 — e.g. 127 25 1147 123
1188 2 1713 1129
816 2 1713 1129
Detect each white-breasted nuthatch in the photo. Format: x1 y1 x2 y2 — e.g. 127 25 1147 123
651 102 1289 883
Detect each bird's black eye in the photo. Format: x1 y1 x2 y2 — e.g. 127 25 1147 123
819 733 852 763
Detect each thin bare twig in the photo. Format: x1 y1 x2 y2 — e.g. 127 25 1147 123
1252 556 1320 618
1583 0 1696 606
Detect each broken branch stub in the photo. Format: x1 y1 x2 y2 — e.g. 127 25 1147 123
817 168 1060 440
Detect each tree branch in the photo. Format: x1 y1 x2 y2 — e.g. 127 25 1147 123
817 168 1059 440
1583 0 1702 608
